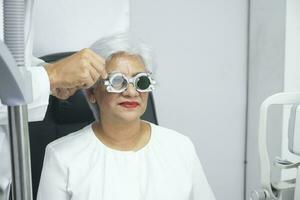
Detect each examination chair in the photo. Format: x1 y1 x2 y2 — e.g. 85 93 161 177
28 52 159 199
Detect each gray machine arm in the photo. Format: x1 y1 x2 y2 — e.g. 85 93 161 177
0 40 32 105
0 0 34 200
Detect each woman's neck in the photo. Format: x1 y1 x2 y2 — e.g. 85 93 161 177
92 118 150 151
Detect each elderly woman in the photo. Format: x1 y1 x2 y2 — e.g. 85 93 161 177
37 34 215 200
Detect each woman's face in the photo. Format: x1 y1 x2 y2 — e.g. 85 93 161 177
90 53 149 123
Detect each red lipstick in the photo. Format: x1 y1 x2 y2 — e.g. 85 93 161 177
119 101 139 108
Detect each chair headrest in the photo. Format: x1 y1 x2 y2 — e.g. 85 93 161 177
52 90 94 124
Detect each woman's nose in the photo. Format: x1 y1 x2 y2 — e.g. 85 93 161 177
122 83 139 97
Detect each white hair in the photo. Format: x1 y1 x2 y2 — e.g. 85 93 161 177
84 33 156 121
90 32 156 73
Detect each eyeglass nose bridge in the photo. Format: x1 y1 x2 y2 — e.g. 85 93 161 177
127 77 137 86
122 76 138 92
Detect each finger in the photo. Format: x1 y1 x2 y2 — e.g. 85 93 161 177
54 88 77 99
88 49 105 65
50 88 58 97
81 74 95 89
56 88 69 100
67 88 77 96
90 60 107 80
87 65 100 84
79 49 107 79
87 51 107 79
88 57 107 80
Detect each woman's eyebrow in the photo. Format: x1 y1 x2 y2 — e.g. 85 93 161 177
132 71 146 76
107 71 145 76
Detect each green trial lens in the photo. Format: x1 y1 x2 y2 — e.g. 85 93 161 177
136 76 151 90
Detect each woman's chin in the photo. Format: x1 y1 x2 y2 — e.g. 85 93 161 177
115 112 141 123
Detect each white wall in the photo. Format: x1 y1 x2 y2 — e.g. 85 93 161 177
284 0 300 92
32 0 129 57
130 1 248 199
282 0 300 187
246 0 287 198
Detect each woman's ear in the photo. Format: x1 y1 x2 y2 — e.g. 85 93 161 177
85 88 96 103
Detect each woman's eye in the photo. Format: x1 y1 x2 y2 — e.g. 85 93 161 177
111 76 127 89
137 76 151 90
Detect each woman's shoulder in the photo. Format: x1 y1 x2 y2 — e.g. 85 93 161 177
150 122 195 150
45 124 94 161
149 123 198 169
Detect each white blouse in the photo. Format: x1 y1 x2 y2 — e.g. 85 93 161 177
37 122 215 200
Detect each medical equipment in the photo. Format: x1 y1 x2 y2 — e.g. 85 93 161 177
103 72 155 93
0 0 34 200
251 93 300 200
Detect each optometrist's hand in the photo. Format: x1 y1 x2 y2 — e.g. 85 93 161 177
50 88 78 100
44 48 107 93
